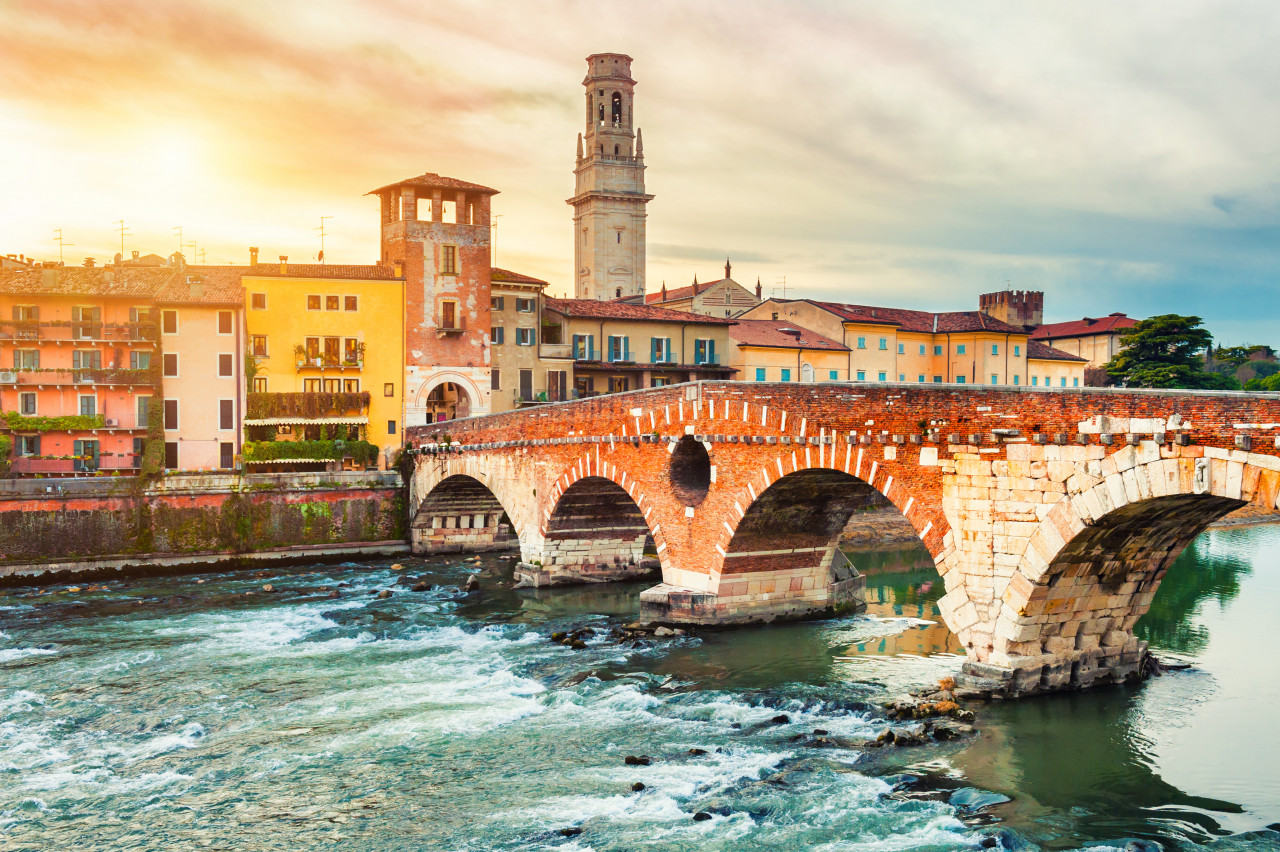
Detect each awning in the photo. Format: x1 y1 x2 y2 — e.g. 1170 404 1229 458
243 416 369 426
245 458 336 465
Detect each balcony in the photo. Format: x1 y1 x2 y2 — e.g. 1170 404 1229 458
0 367 160 387
294 357 364 371
539 342 574 360
11 454 141 475
0 321 158 345
436 316 466 338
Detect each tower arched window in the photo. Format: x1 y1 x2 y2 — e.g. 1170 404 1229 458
616 287 622 298
611 92 622 127
598 102 605 125
614 144 619 156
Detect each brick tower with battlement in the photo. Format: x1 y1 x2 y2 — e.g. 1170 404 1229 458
979 290 1043 329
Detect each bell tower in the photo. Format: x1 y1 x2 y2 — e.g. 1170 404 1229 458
568 53 654 300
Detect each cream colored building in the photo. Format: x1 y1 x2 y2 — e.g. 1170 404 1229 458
489 268 574 410
542 297 735 395
727 318 849 383
1030 313 1136 369
630 260 762 318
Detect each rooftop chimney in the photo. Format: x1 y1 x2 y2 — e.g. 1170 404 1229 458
393 260 403 278
132 250 139 261
279 255 288 274
83 257 95 267
250 246 259 266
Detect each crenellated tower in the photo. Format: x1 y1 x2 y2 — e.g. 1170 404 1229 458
568 53 654 300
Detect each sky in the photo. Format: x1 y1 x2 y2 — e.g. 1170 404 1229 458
1 0 1277 342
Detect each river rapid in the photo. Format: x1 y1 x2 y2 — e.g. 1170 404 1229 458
1 523 1278 851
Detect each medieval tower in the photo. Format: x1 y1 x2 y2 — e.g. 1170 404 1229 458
568 53 653 300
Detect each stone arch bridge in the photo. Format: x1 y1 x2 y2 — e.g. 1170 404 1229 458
406 382 1280 696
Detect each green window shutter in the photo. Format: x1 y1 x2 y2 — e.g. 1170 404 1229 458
650 337 657 363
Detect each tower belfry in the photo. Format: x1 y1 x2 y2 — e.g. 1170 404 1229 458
568 53 654 300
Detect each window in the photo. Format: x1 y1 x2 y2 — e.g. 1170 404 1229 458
388 420 397 435
491 296 505 310
933 345 942 356
492 326 504 344
343 379 360 393
856 370 865 381
857 337 866 349
325 295 339 311
20 392 36 415
992 344 999 355
516 328 535 346
830 370 839 381
164 399 178 430
519 369 533 400
133 437 144 457
693 338 716 365
218 311 233 334
607 335 630 361
491 369 501 390
441 244 458 275
440 301 458 329
251 335 267 357
164 442 178 469
879 338 888 350
250 293 266 310
516 298 535 313
1061 377 1068 387
305 337 320 362
897 343 904 354
1074 378 1080 387
218 354 233 377
956 344 966 355
1013 375 1020 385
323 378 340 392
991 374 998 384
344 338 360 365
651 337 673 363
547 370 567 401
219 399 233 430
384 382 395 397
572 334 595 360
918 374 925 382
956 376 966 383
651 377 667 387
73 305 101 339
13 305 38 322
1014 345 1021 357
878 372 887 382
72 349 102 371
162 309 178 334
13 349 38 369
898 374 905 381
1032 376 1039 386
137 396 150 424
755 368 766 381
344 296 358 312
253 377 267 393
304 379 321 392
307 295 321 311
781 368 792 382
220 442 234 470
919 344 926 356
16 435 39 456
933 376 942 383
1045 376 1051 386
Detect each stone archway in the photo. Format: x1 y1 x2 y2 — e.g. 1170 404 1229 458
417 377 474 422
410 473 517 555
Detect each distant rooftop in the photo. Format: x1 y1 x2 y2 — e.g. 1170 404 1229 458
545 297 735 324
367 172 499 197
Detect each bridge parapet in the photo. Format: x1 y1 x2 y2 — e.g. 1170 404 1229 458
407 381 1280 696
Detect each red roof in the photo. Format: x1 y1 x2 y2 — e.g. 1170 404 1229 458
729 318 848 351
367 172 499 196
156 266 246 306
1027 340 1087 362
545 297 735 324
0 266 177 299
491 267 548 286
642 278 732 304
245 263 396 280
808 300 1026 334
1031 314 1136 341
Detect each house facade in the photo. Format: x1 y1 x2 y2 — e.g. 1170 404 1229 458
727 318 849 383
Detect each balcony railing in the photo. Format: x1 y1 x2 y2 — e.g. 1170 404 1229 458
11 454 141 475
436 316 466 337
0 322 158 344
0 367 160 386
295 357 364 370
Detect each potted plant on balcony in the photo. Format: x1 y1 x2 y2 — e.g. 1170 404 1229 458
294 344 307 367
344 342 367 367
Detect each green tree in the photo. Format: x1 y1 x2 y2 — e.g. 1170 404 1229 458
1105 314 1239 390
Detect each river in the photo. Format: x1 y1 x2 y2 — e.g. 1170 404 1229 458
1 523 1277 851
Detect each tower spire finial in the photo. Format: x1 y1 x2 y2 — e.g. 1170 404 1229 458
576 133 583 162
725 257 731 280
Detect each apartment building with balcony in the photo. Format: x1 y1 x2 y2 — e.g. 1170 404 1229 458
542 297 735 396
241 259 405 467
489 268 575 411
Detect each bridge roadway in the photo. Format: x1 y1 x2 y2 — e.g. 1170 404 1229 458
406 381 1280 697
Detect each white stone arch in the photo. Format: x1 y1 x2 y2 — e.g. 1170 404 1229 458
414 372 483 422
409 454 531 556
801 363 814 383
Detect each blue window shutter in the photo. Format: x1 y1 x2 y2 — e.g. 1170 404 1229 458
624 336 631 361
650 337 657 363
708 339 715 363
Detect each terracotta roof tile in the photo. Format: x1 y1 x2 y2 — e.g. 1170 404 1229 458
0 266 176 298
729 318 848 351
545 297 735 324
156 266 246 306
1030 314 1136 340
490 267 548 286
245 263 396 280
367 172 499 196
1027 340 1088 362
807 300 1026 334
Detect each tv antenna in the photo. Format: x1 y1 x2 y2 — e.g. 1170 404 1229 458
184 240 198 264
773 276 789 300
316 216 332 263
54 229 74 265
115 219 132 259
173 226 183 255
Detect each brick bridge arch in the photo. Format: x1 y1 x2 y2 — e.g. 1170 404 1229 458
408 381 1280 695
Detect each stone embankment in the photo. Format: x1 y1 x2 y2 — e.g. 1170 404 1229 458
0 471 407 584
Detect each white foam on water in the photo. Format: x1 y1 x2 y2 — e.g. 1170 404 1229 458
0 647 56 664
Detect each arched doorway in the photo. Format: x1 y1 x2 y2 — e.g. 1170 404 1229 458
801 363 814 383
420 381 472 422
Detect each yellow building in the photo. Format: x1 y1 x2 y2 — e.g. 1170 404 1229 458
742 298 1085 388
727 318 849 382
241 260 406 467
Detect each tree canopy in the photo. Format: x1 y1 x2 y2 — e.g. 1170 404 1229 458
1105 314 1239 390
